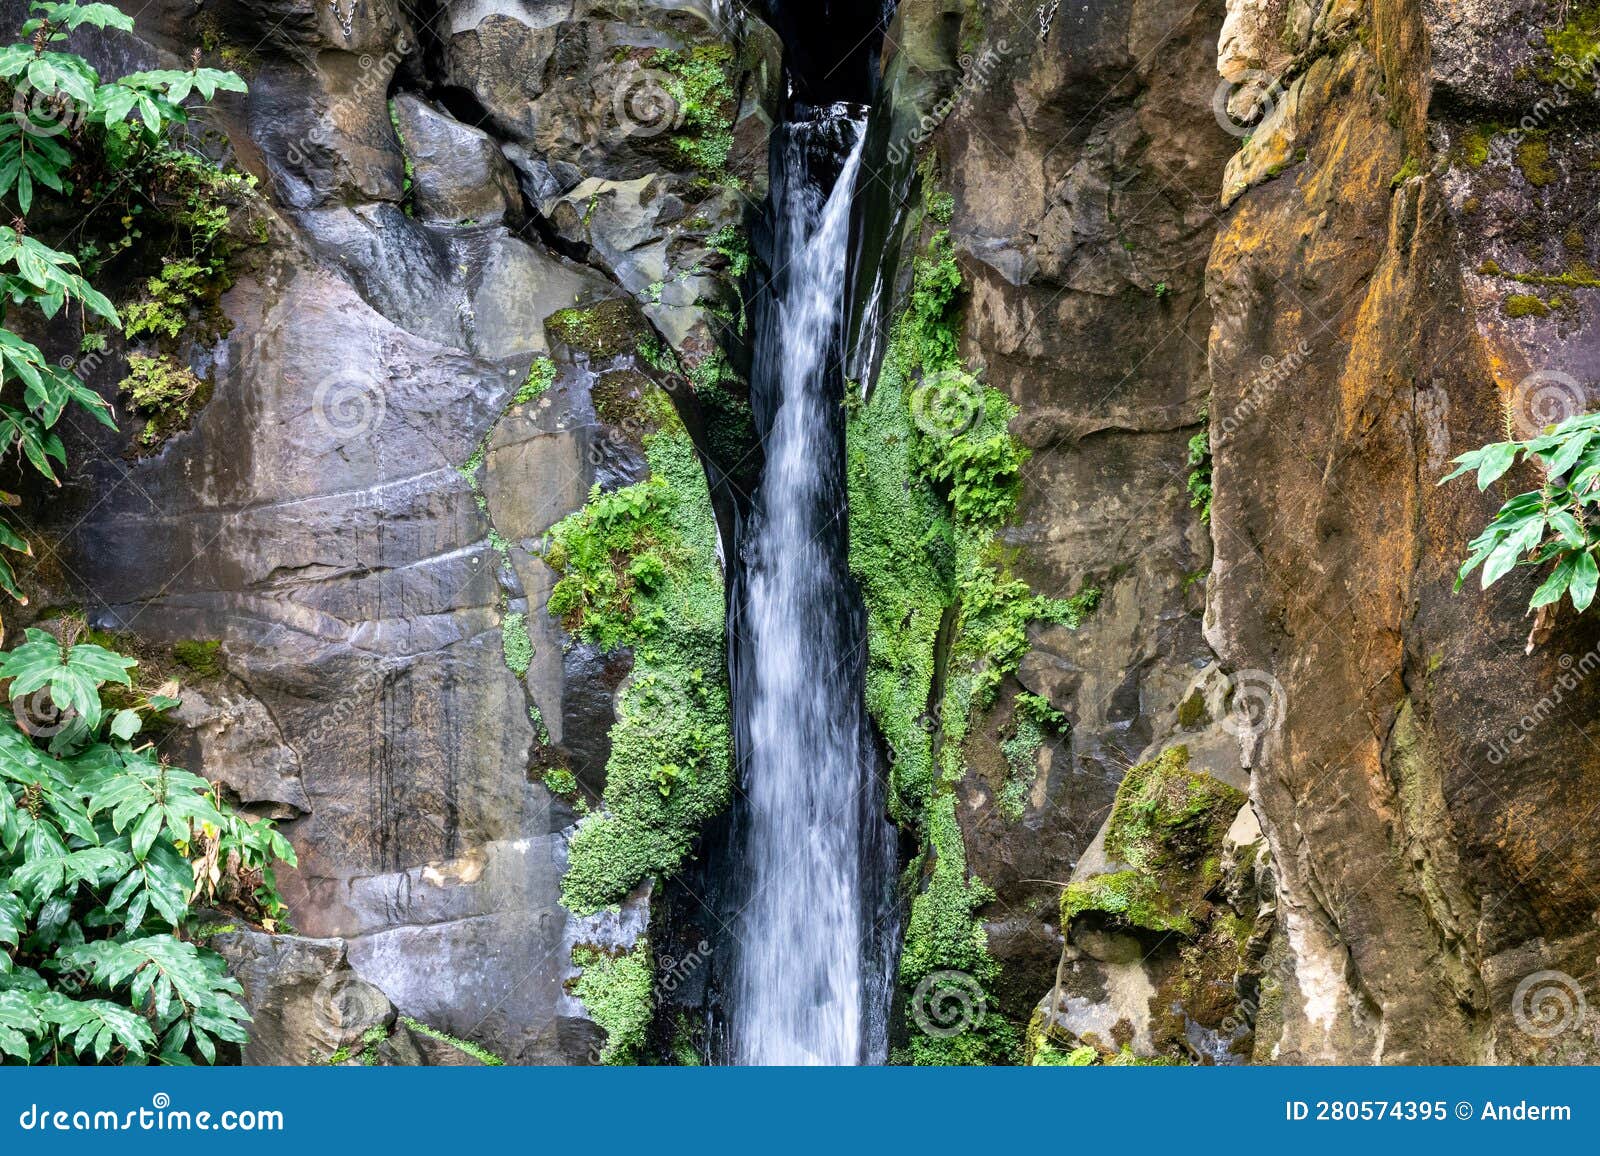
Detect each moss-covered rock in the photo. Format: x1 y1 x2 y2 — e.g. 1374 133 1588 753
570 941 655 1064
1063 746 1244 936
549 394 731 915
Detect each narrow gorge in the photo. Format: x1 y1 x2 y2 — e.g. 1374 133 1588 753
3 0 1599 1069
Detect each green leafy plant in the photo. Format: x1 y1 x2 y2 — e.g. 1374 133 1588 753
117 354 200 446
0 628 294 1064
1186 410 1212 523
0 0 244 598
1442 411 1600 611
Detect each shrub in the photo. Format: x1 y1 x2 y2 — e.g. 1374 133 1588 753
1442 410 1600 612
0 629 293 1064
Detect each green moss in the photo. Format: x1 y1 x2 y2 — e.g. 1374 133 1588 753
1062 870 1196 934
998 716 1044 822
1104 745 1243 870
515 356 556 405
540 766 579 798
1186 413 1212 522
893 796 1019 1065
1504 293 1551 318
1065 746 1244 936
849 177 1097 1064
1389 154 1423 188
547 299 642 359
685 348 757 477
171 638 223 678
388 99 414 212
1542 3 1600 93
670 1014 703 1065
1497 263 1600 289
400 1016 505 1065
1515 136 1557 187
1030 1038 1100 1066
501 611 532 678
1456 124 1497 168
707 223 750 278
551 402 732 914
528 702 551 745
570 942 654 1064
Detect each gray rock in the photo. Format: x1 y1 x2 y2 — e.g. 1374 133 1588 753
211 930 394 1065
391 93 523 225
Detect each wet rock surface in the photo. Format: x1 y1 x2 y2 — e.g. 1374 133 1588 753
20 0 775 1064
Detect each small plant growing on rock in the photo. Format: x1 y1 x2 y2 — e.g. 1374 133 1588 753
0 0 245 598
1442 410 1600 612
0 629 294 1064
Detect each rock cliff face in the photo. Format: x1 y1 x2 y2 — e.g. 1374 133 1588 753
856 0 1600 1064
22 0 775 1063
22 0 1600 1065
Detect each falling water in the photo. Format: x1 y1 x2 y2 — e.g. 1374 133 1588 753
729 109 891 1065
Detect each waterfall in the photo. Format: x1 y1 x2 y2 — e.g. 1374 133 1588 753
726 107 894 1065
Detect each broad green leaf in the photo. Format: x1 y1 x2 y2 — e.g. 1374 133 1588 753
1482 517 1544 588
1476 442 1520 490
1572 551 1599 611
1548 510 1586 549
1530 553 1578 609
108 708 139 740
